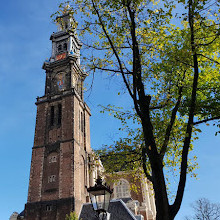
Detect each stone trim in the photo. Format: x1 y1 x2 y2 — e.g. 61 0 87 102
32 138 80 149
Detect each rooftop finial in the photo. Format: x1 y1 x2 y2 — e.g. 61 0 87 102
63 3 70 14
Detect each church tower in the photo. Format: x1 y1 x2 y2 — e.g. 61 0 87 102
24 11 92 220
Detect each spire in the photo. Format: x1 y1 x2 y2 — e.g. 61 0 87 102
55 4 77 33
63 3 70 13
44 8 82 65
42 8 87 97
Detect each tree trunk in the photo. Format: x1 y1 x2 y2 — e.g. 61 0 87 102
141 120 171 220
151 160 170 220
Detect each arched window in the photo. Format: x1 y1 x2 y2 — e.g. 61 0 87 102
48 175 56 183
50 106 54 126
114 179 131 198
64 22 68 30
58 44 62 52
80 156 87 194
48 152 58 163
46 204 52 211
58 103 62 125
63 43 67 50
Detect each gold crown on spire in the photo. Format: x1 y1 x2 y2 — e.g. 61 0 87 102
63 4 70 14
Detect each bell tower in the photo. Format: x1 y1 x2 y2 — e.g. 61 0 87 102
24 11 92 220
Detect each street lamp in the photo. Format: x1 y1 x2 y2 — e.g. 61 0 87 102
87 176 113 219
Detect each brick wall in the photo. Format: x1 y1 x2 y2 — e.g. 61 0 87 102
26 90 91 219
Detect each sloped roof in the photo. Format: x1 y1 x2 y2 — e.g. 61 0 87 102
119 197 132 204
18 210 24 217
79 199 137 220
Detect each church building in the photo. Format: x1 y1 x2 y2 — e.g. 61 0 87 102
12 10 156 220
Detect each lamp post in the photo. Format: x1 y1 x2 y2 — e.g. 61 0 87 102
87 176 113 220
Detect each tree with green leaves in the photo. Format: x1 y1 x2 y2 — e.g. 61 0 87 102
65 212 79 220
54 0 220 219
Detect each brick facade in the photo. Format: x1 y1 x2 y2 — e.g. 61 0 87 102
24 13 91 220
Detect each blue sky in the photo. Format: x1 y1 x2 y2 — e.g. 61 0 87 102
0 1 219 220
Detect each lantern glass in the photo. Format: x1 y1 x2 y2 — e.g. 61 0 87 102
89 191 106 212
103 191 111 211
90 194 98 211
87 177 113 215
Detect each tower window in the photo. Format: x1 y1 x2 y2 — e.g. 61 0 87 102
58 44 62 52
46 205 52 211
63 22 68 30
48 152 58 163
49 155 57 163
50 106 54 126
58 104 62 125
48 175 56 183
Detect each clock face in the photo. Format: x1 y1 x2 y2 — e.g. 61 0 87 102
56 73 65 90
